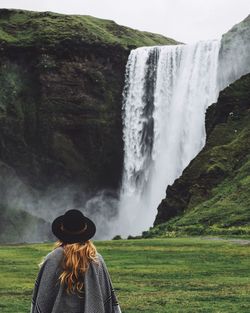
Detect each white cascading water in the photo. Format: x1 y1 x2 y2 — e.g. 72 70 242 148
114 40 221 237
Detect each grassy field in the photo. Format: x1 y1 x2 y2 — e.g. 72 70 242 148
0 237 250 313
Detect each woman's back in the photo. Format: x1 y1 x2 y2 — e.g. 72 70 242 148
30 210 121 313
31 247 85 313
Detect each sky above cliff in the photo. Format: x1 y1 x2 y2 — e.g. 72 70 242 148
1 0 249 43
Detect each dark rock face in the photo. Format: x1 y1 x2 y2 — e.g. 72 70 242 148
0 43 126 191
154 74 250 227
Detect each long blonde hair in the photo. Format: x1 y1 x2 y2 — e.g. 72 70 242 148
55 240 98 294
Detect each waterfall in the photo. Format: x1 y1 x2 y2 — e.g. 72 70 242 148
115 40 221 237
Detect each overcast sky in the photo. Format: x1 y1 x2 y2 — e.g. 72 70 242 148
0 0 249 43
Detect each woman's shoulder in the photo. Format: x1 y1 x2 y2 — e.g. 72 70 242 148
96 252 103 259
95 252 109 269
44 246 64 263
96 252 105 262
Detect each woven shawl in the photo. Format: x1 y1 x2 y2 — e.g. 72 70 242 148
30 247 122 313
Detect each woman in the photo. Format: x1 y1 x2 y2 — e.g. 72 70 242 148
30 209 122 313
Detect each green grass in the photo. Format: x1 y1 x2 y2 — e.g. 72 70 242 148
0 9 178 48
1 238 250 312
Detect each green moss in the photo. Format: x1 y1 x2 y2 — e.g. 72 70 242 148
0 29 15 42
0 62 23 115
0 9 178 48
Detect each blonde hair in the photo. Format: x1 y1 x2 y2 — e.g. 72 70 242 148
55 240 98 294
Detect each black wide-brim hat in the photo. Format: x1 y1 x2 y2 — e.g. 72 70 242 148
52 209 96 244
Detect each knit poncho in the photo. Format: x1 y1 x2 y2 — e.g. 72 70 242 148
30 247 122 313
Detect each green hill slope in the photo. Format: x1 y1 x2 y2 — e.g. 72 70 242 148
146 74 250 238
0 9 178 48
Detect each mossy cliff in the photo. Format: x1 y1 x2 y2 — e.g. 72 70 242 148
0 9 177 192
0 9 178 242
148 74 250 237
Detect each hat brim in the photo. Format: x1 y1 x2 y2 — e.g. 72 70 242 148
52 215 96 244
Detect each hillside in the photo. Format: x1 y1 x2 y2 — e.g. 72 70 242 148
146 74 250 238
0 9 177 49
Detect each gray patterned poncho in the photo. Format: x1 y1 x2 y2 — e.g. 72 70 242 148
30 247 122 313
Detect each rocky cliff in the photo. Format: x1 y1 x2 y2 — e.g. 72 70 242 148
0 9 177 243
151 73 250 237
218 14 250 89
0 9 177 193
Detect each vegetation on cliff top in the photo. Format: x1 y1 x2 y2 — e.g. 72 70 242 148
0 9 178 48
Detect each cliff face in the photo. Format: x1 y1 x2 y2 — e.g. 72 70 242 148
0 9 177 192
218 14 250 89
0 9 178 243
0 37 126 191
152 74 250 236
